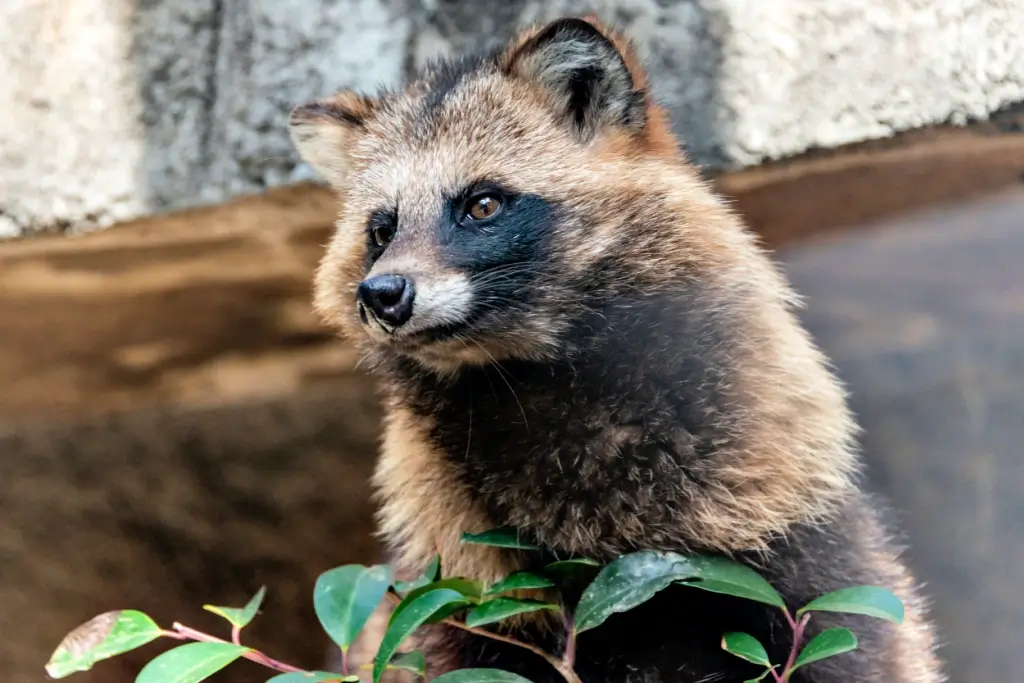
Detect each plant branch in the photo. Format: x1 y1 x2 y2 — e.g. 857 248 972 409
385 592 582 683
561 612 576 671
780 613 811 682
165 623 306 674
231 624 242 647
442 617 582 683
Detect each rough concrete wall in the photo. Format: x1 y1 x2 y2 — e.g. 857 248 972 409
2 0 1023 237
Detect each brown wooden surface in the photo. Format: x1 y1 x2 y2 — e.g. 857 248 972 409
2 120 1022 424
717 116 1024 246
0 184 344 424
780 188 1024 683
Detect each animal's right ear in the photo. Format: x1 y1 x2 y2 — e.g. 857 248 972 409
501 17 646 142
288 91 377 187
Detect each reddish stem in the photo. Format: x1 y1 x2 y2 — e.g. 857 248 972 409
341 648 350 677
231 624 242 646
166 623 306 674
562 613 576 670
780 614 811 682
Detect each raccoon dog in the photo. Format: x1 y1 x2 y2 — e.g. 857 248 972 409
289 15 943 683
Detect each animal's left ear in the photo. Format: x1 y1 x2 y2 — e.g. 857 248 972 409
501 17 646 141
288 91 378 187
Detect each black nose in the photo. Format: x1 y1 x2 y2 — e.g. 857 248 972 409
356 274 415 328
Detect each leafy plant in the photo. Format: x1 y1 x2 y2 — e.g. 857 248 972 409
45 528 905 683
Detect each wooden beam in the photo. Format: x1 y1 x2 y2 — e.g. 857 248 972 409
0 184 346 423
716 107 1024 246
2 117 1022 423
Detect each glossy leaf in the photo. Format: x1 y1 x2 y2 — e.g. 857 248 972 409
390 650 427 676
485 572 555 596
465 598 560 627
203 586 267 629
410 578 484 602
45 610 163 678
461 528 538 550
373 589 471 683
721 632 772 667
682 556 786 608
390 578 485 626
788 628 858 675
266 673 359 683
314 565 392 652
136 642 249 683
431 669 535 683
574 550 700 633
798 586 905 624
394 556 441 596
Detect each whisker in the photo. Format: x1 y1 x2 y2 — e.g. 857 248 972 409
468 338 530 432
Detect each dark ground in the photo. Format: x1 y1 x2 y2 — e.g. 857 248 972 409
780 187 1024 682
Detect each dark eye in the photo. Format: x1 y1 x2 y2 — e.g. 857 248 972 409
371 222 395 247
463 193 503 222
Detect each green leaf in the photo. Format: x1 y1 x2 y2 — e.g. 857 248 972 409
390 651 427 676
681 556 786 608
465 598 560 628
788 628 858 675
430 669 535 683
721 632 772 667
373 588 471 683
798 586 905 624
203 586 267 629
461 527 538 550
411 578 485 602
574 550 700 634
266 673 359 683
45 610 163 678
314 565 392 652
485 572 555 596
394 556 441 596
136 642 249 683
390 578 486 626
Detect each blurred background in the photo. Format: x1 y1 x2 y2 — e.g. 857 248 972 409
1 1 1022 682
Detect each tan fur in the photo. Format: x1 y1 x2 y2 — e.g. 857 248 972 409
372 400 522 582
371 399 560 625
854 510 944 683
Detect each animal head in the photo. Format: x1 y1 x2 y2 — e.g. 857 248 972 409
290 17 730 373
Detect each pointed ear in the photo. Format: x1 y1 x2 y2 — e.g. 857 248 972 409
501 17 646 140
288 91 377 186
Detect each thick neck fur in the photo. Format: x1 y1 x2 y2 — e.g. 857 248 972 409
379 256 860 559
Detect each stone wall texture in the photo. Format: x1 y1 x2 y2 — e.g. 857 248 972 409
2 0 1023 237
